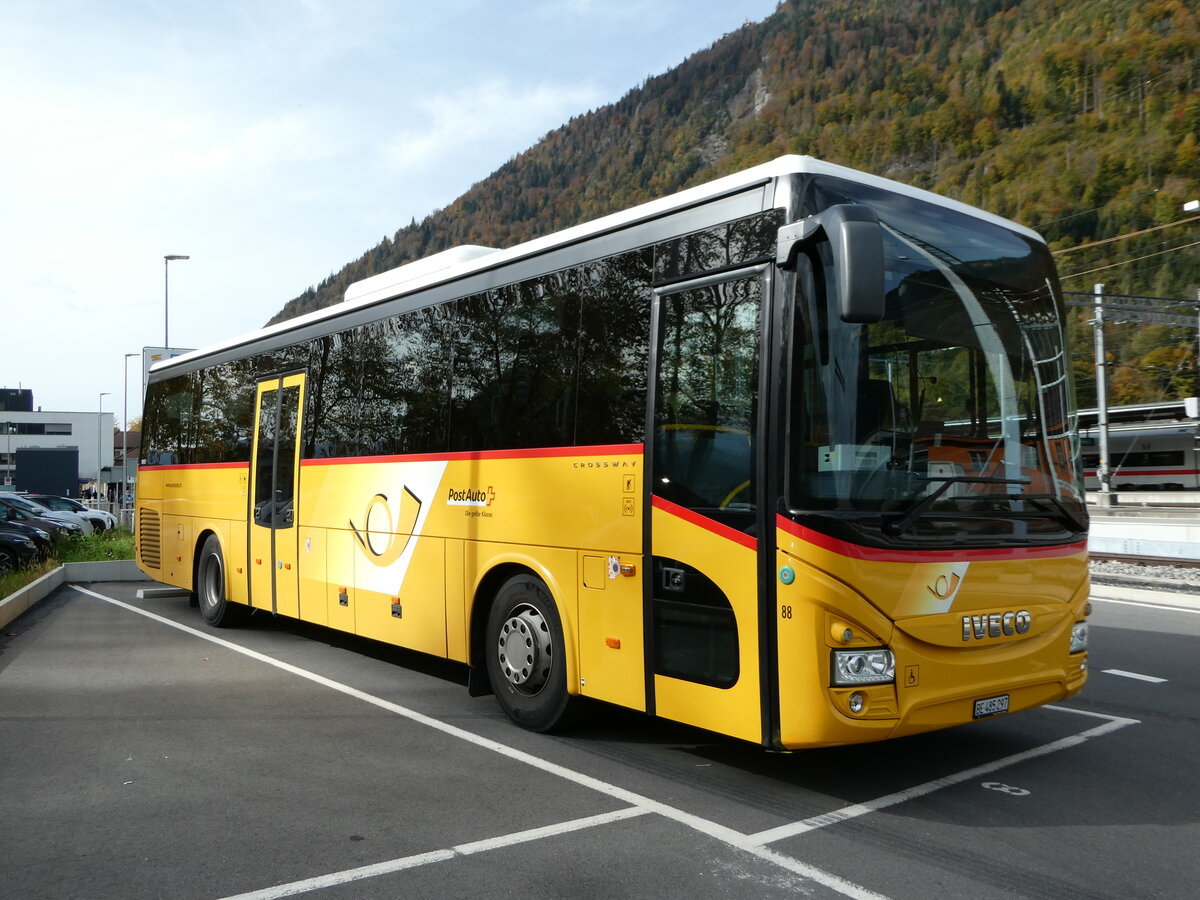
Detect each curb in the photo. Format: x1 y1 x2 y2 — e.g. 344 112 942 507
0 560 151 631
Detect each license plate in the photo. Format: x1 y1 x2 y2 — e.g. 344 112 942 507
973 694 1010 719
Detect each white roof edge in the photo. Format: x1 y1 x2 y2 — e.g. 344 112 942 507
343 245 501 305
801 157 1044 243
152 155 1043 374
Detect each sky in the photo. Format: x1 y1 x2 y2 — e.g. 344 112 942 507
1 0 782 425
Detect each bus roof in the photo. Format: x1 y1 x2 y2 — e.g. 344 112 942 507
151 155 1044 377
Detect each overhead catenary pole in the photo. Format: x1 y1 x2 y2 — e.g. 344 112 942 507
1188 202 1200 401
1092 283 1113 506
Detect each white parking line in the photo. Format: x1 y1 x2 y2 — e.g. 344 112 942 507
73 585 888 900
745 705 1139 846
1103 668 1167 683
220 807 649 900
77 587 1139 899
1091 595 1200 615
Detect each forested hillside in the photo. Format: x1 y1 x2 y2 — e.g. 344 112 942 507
269 0 1200 406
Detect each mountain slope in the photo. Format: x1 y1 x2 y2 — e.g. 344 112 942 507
269 0 1200 408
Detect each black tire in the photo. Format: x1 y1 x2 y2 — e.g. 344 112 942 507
0 549 14 574
196 535 244 627
484 573 577 733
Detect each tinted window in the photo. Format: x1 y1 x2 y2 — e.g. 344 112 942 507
305 306 452 459
654 278 761 519
450 281 578 451
142 361 256 465
574 253 653 445
653 210 783 282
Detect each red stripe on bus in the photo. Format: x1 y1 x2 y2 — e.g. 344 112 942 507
1083 469 1200 477
775 515 1086 562
300 443 644 466
652 495 758 551
138 461 249 471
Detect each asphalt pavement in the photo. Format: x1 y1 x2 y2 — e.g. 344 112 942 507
1 579 1196 899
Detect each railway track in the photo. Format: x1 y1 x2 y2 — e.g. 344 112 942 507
1088 554 1200 598
1089 553 1200 570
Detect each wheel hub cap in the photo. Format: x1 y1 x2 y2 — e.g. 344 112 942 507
497 604 552 693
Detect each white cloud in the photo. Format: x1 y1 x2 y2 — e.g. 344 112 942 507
380 79 603 174
0 0 783 416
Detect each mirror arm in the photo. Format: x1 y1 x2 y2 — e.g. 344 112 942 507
777 203 885 323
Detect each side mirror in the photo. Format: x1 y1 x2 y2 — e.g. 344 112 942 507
777 204 885 323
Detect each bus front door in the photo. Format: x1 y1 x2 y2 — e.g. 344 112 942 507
648 269 766 744
248 373 305 618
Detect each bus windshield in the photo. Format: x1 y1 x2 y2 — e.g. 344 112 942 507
788 183 1087 547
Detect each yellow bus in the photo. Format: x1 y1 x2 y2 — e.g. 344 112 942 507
136 156 1090 748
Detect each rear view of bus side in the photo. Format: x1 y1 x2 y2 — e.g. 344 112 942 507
136 156 1090 749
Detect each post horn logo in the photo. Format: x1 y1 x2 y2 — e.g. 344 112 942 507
927 572 962 602
350 487 422 567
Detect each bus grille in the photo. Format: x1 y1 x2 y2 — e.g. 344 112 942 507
138 508 161 569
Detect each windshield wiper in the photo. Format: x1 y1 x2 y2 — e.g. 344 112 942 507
1020 493 1089 534
883 475 1031 536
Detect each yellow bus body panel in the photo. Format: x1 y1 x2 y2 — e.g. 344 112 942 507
578 550 646 711
137 464 248 590
775 521 1089 748
139 447 646 703
650 504 761 744
137 452 1089 749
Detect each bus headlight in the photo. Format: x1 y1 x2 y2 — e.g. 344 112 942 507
831 648 895 686
1070 622 1088 654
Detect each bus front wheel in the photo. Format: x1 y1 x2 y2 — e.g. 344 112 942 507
484 574 576 732
196 535 243 627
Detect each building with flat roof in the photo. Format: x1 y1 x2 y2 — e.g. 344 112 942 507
1 402 117 498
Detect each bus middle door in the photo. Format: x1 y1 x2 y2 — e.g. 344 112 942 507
248 373 305 618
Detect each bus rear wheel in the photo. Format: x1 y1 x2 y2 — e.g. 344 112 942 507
196 535 243 627
485 574 576 732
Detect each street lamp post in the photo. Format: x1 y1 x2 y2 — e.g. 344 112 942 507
98 392 110 502
123 352 137 510
164 254 190 346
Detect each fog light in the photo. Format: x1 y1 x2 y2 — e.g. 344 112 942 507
848 691 865 714
1070 622 1088 654
1079 656 1088 673
832 648 895 686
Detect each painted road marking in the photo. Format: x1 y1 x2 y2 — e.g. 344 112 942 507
1103 668 1168 683
1091 596 1200 615
72 585 888 900
220 807 649 900
76 586 1140 899
745 705 1138 846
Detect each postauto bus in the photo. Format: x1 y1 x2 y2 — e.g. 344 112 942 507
136 156 1089 748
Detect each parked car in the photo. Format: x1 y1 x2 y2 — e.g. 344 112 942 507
0 518 53 560
0 494 91 536
0 530 40 572
0 496 86 540
24 494 117 531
